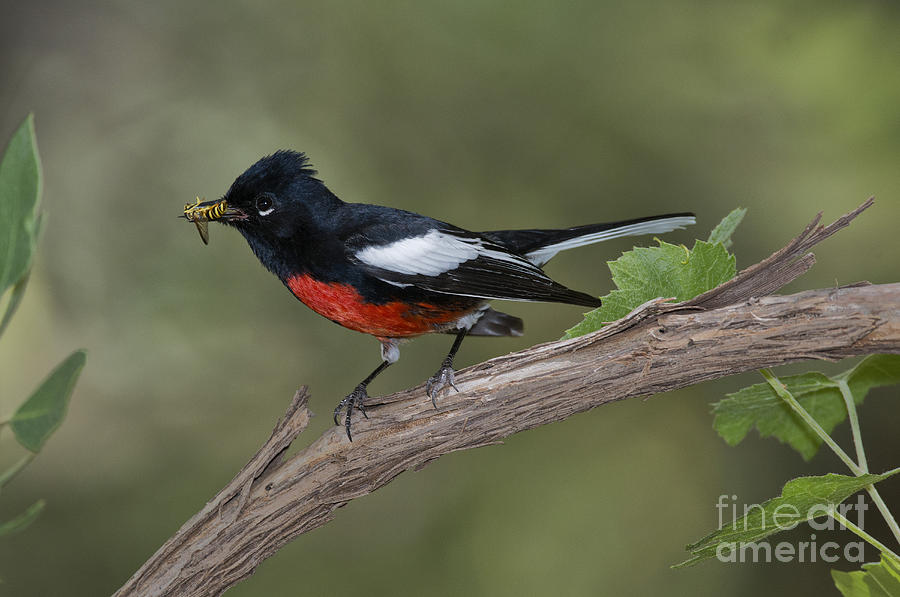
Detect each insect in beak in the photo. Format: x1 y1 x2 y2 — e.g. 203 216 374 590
182 197 235 245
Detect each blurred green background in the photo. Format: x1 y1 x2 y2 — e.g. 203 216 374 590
1 0 899 595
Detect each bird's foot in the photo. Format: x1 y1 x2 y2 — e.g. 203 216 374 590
425 361 459 408
333 384 370 441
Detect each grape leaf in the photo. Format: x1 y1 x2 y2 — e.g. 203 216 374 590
713 355 900 460
563 209 742 339
832 554 900 597
563 239 735 338
833 565 871 597
838 354 900 401
675 470 900 568
707 207 746 248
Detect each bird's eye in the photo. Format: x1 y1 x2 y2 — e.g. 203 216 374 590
256 194 275 216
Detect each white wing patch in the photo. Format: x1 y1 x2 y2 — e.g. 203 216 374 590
525 215 696 265
355 229 526 277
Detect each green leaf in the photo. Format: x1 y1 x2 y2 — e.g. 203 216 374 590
676 470 900 568
834 568 872 597
0 500 45 537
563 239 736 338
0 114 42 299
10 350 86 452
707 207 746 248
838 354 900 401
563 209 744 338
833 554 900 597
713 355 900 460
862 556 900 596
714 372 842 460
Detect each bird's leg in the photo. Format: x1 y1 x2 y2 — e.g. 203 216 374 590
334 360 391 441
426 329 468 407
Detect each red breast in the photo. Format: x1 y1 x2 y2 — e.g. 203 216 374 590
286 274 469 337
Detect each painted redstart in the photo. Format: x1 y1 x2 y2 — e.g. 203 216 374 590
184 151 695 440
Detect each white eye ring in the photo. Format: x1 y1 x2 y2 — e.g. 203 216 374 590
255 194 275 216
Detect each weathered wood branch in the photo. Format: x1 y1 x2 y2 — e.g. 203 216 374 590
114 200 899 597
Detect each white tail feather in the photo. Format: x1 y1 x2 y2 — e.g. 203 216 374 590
525 215 696 266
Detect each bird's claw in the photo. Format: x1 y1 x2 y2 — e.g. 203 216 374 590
426 363 459 408
333 384 369 441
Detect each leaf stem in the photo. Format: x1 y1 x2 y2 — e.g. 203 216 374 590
865 487 900 548
830 508 900 563
0 272 31 341
836 378 900 546
0 452 35 489
760 369 861 474
761 369 900 548
837 379 868 472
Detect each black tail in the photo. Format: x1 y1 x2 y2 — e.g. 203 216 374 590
466 307 526 337
482 212 695 266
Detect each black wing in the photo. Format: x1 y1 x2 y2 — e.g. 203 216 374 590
347 222 601 308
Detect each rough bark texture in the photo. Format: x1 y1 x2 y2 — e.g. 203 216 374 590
114 200 899 597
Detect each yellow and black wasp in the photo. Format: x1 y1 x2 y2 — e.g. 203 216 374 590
183 197 227 245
